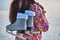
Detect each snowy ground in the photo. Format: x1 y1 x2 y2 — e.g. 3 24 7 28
0 10 60 40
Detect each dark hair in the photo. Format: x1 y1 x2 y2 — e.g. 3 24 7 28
9 0 35 23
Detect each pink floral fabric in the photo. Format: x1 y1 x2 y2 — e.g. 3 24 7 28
16 3 49 40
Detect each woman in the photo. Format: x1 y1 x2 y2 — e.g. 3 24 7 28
9 0 49 40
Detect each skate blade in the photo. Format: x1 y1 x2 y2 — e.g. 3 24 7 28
32 31 40 34
6 30 26 40
25 31 40 36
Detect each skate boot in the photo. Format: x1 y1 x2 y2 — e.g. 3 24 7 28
25 10 40 35
6 13 28 39
24 10 35 36
25 10 35 31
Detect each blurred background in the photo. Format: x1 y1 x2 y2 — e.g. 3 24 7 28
0 0 60 40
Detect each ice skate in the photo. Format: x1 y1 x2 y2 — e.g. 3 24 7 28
6 13 28 39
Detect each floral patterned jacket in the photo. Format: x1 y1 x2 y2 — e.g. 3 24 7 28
16 3 49 40
29 3 49 32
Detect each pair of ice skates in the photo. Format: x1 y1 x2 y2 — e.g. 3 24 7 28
6 10 40 40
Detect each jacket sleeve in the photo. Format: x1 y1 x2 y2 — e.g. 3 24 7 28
42 10 49 32
29 4 49 32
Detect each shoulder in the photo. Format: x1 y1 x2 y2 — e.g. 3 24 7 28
29 3 46 14
33 3 46 14
29 3 40 10
33 3 44 9
30 3 44 10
